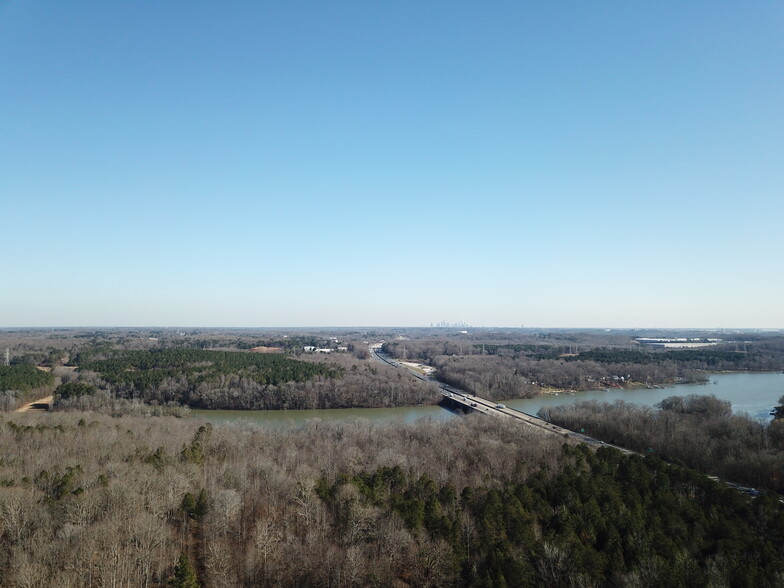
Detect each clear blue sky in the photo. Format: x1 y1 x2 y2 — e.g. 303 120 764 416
2 1 782 328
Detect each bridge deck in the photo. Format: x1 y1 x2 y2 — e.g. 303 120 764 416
440 390 608 447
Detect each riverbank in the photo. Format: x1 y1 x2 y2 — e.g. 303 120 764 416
185 372 784 428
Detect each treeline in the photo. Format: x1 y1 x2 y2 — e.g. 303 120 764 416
0 365 54 393
539 394 784 492
431 356 539 400
8 349 67 367
73 348 342 410
1 413 782 586
169 335 330 352
571 346 783 371
475 343 567 359
430 354 704 399
66 351 439 411
54 381 98 400
55 390 191 417
76 348 341 388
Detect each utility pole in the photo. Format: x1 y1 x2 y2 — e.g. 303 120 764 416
4 348 9 367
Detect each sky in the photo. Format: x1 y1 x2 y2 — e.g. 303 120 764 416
1 1 783 329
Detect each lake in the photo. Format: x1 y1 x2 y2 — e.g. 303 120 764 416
191 371 784 428
503 372 783 420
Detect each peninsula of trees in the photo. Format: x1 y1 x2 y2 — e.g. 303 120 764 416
63 347 439 411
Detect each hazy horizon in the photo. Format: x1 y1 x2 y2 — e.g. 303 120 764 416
1 324 780 333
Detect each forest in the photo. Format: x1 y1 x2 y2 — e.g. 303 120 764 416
0 412 782 587
75 347 341 392
0 365 54 395
0 365 55 411
59 349 440 412
426 353 706 401
539 395 784 493
0 329 440 411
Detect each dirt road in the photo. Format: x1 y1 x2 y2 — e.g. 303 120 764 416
15 395 54 412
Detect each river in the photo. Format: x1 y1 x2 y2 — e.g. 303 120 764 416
191 372 784 428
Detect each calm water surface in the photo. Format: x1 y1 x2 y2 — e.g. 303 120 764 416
192 372 784 428
504 372 784 420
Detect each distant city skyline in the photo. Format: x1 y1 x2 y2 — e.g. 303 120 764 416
2 2 782 329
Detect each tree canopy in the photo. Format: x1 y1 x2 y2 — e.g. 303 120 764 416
0 364 54 393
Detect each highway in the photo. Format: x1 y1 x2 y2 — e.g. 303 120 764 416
439 388 619 449
370 345 620 450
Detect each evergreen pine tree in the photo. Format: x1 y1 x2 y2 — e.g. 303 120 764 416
172 553 199 588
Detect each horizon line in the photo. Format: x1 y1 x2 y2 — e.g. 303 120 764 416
1 325 782 332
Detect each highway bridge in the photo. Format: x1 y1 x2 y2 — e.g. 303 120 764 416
371 344 613 449
438 388 612 448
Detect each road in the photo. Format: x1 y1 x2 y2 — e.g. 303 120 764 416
370 345 623 451
439 389 625 450
15 395 54 412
